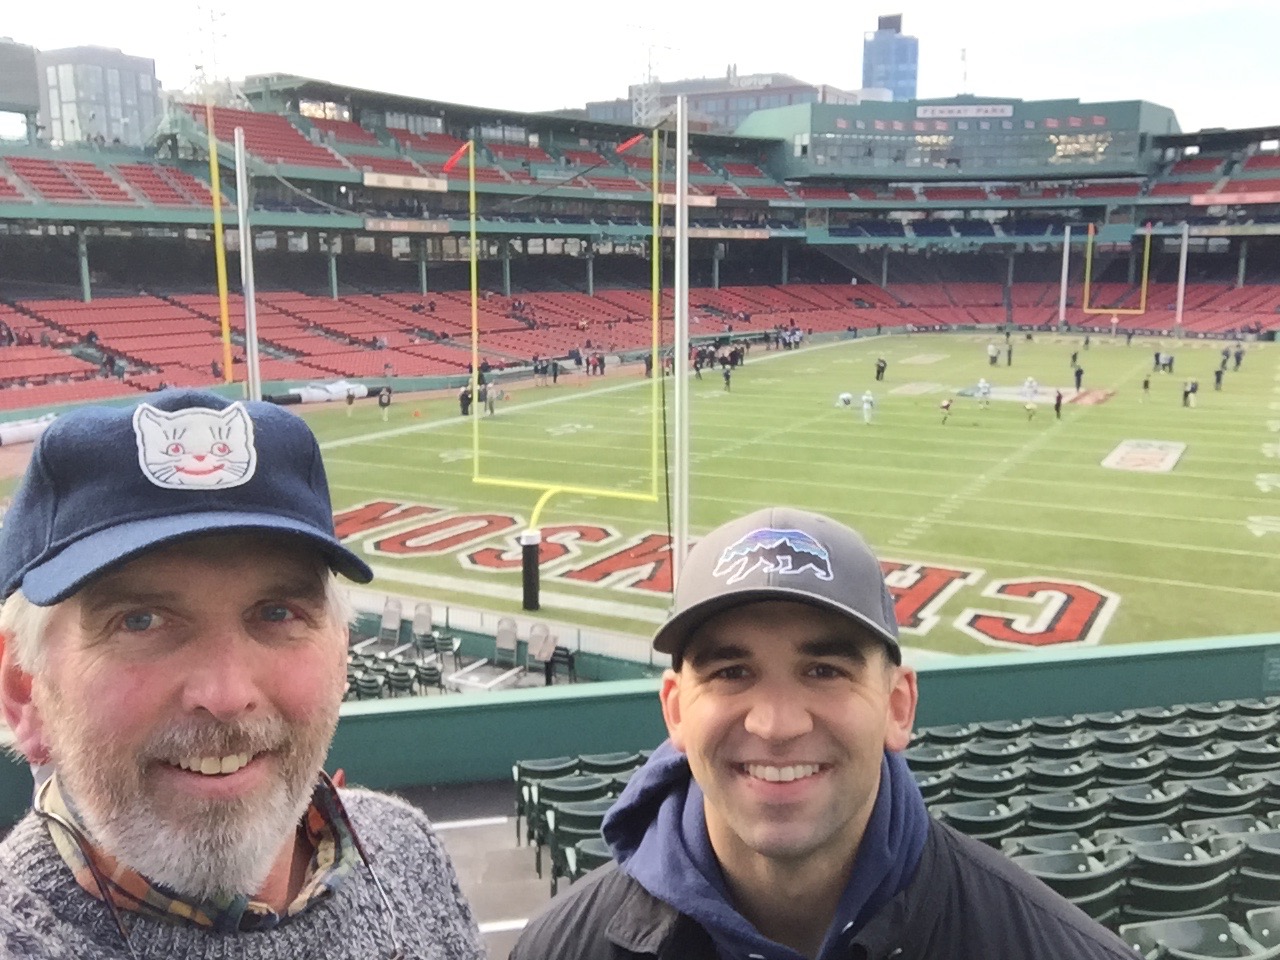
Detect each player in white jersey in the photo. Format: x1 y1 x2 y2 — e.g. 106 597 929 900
837 392 853 408
977 378 991 409
861 390 876 424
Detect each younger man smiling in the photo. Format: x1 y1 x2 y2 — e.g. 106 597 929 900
513 508 1131 960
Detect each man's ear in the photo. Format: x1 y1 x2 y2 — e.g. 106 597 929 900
0 632 48 765
658 669 687 753
884 665 919 754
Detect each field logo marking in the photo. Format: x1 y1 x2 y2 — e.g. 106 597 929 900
546 423 594 437
1257 474 1280 494
1102 440 1186 473
881 560 984 635
1246 517 1280 538
955 578 1120 650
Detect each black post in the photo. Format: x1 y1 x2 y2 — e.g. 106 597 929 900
521 529 541 610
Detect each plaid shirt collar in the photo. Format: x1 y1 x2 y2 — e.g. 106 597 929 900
36 771 362 933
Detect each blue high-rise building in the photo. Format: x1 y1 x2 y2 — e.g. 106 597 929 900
862 14 918 102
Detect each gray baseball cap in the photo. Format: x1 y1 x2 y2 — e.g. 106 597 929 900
653 507 900 663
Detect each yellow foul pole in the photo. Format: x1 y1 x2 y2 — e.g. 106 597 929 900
204 102 233 384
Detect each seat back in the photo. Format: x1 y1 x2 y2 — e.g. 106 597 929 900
495 617 519 667
379 597 403 642
1119 914 1239 959
412 601 433 637
529 623 557 663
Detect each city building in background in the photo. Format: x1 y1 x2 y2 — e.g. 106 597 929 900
37 46 161 147
585 66 889 134
0 38 40 141
862 14 918 102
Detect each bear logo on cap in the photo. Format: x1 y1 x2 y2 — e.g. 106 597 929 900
712 528 835 586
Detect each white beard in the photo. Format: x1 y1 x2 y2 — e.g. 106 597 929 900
45 704 337 902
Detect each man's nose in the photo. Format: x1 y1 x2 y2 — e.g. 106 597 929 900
179 626 261 722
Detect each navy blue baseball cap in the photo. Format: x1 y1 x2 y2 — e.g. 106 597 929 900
0 390 373 605
653 507 901 664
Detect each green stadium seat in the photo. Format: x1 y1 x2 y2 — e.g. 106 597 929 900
1156 721 1221 751
904 743 965 773
1130 840 1243 887
1119 914 1257 959
1169 744 1238 780
1125 876 1233 924
1182 815 1270 841
1096 727 1161 754
565 836 613 884
912 769 952 806
950 763 1027 800
963 738 1032 766
1188 702 1239 722
1027 757 1100 793
1024 792 1110 834
545 797 615 895
919 723 978 746
1011 847 1131 900
1001 831 1098 856
935 798 1026 844
1030 714 1086 735
577 752 643 776
1083 709 1138 732
1179 777 1266 818
530 775 611 873
1099 749 1169 787
1140 705 1191 724
414 661 444 695
512 757 576 844
1094 783 1186 826
1029 732 1097 762
977 719 1033 741
1237 699 1280 718
1094 823 1189 848
1237 741 1280 775
1246 906 1280 949
1220 716 1280 742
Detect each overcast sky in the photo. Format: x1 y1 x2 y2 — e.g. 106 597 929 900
5 0 1278 133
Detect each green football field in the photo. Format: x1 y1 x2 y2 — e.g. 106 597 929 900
299 331 1280 659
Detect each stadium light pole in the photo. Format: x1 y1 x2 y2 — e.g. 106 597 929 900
1173 221 1189 331
672 95 691 588
233 127 262 401
1056 224 1070 332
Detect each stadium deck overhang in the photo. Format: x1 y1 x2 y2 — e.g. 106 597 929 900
240 74 783 153
1153 125 1280 151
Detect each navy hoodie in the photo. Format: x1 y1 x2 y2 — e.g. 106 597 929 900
603 741 929 960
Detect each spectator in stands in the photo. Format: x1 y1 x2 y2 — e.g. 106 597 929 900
0 390 483 959
512 508 1132 960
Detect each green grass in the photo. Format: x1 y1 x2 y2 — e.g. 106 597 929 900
3 332 1275 658
301 331 1280 658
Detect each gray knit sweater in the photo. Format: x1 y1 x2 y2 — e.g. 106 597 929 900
0 788 485 960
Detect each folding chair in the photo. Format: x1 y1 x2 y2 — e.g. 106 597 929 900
378 597 403 644
411 602 434 658
494 617 520 670
529 623 558 684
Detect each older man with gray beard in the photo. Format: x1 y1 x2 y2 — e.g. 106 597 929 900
0 390 483 960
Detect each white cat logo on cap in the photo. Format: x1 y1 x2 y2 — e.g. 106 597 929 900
133 402 258 489
712 528 835 586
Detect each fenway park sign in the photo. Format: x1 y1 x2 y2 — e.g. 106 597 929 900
335 501 1119 650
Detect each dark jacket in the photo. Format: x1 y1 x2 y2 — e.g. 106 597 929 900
510 819 1132 960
